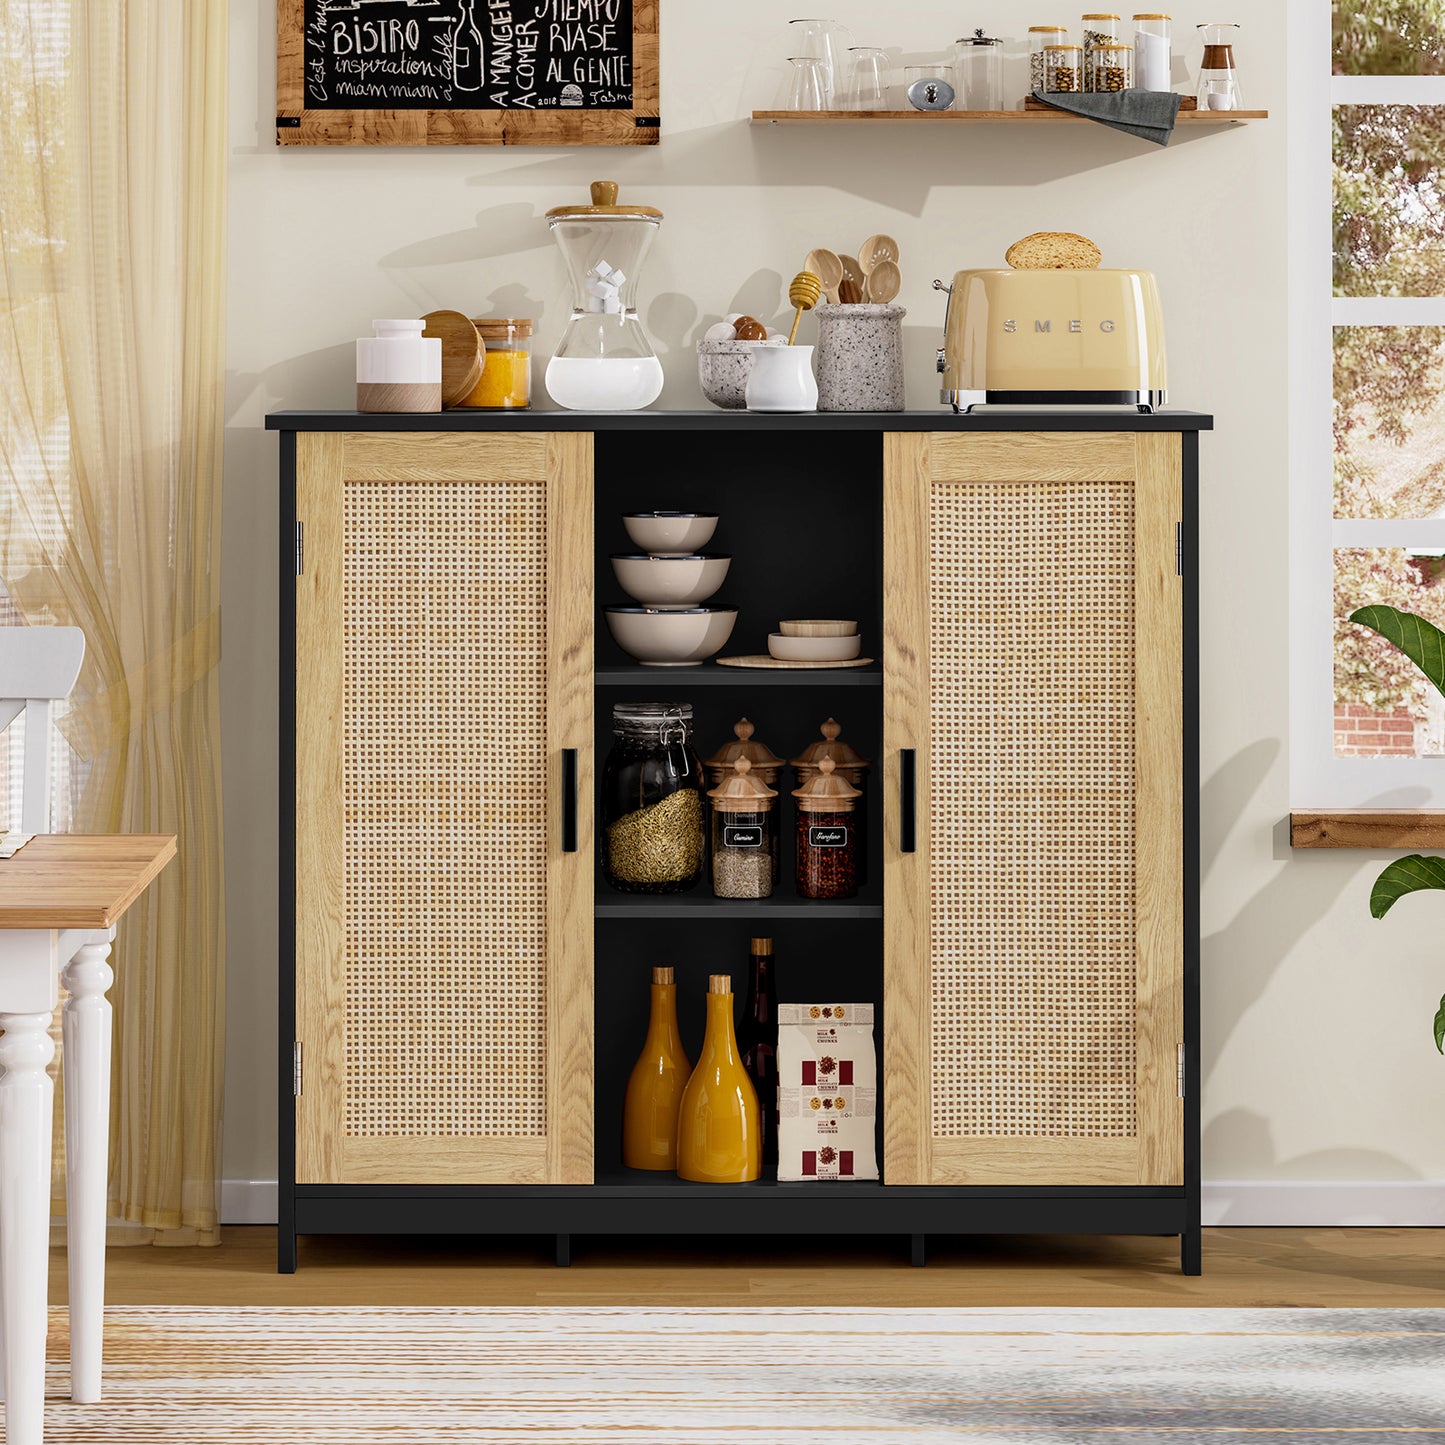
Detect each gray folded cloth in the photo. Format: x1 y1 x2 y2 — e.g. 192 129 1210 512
1032 89 1182 146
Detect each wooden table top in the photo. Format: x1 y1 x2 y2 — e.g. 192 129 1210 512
0 834 177 929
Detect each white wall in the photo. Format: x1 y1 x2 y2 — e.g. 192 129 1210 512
222 0 1445 1222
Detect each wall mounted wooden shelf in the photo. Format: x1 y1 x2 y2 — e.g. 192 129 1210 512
751 109 1268 126
1291 811 1445 850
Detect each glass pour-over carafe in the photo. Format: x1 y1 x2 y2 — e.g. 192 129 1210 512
1196 23 1242 110
544 181 665 412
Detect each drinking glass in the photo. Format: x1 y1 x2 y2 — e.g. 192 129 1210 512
781 55 826 111
1200 76 1239 111
843 46 889 110
788 18 844 106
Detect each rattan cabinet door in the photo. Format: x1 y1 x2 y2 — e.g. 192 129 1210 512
294 432 593 1185
883 432 1183 1187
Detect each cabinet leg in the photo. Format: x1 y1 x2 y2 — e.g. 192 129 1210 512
1181 1229 1202 1276
278 1229 297 1275
910 1233 926 1268
555 1233 572 1268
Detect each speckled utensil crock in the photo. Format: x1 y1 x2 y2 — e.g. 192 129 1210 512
698 339 772 409
814 303 907 412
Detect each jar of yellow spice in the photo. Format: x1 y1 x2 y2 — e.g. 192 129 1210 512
460 318 533 408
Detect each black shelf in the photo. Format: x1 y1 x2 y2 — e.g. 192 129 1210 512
596 893 882 920
597 665 881 688
593 1166 884 1193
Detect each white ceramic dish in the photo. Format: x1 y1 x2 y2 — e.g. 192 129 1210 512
767 632 862 662
778 619 858 638
606 606 738 666
611 553 731 607
621 512 719 555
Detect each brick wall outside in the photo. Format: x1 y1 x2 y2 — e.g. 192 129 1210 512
1334 703 1421 756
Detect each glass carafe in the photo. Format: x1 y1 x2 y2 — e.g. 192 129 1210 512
1196 23 1241 110
787 18 845 107
544 181 664 412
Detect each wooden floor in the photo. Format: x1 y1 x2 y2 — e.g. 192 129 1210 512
47 1227 1445 1309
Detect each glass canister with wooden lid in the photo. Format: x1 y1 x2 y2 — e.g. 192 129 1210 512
708 758 779 900
1133 12 1172 91
793 759 861 901
1044 42 1084 92
704 718 785 876
1029 25 1070 92
1088 42 1133 92
459 318 534 409
791 716 872 885
1081 13 1122 85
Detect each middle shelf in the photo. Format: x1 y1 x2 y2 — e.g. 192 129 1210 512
596 889 882 920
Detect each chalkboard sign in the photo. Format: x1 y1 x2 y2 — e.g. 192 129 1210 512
277 0 659 146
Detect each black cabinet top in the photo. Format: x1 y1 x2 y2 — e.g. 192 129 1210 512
266 408 1213 434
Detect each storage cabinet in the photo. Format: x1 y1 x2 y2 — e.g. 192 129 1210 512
271 411 1203 1274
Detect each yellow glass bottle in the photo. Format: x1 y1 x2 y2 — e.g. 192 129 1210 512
676 974 762 1183
622 967 692 1171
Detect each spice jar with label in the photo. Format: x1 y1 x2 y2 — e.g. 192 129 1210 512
602 702 706 894
1044 42 1084 92
791 717 872 885
459 318 533 409
704 718 785 875
1082 13 1121 84
708 759 778 900
1089 42 1133 92
1029 25 1069 93
793 759 861 901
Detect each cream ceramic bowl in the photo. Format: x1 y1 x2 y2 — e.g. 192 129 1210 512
611 553 731 607
606 606 738 666
621 512 719 555
767 632 862 662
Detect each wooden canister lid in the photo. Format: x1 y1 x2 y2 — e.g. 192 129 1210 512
473 317 534 340
792 757 862 812
652 966 675 985
421 310 485 407
708 974 732 995
790 717 872 774
704 717 785 776
706 757 778 812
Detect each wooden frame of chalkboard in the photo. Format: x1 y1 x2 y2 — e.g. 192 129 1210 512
277 0 659 146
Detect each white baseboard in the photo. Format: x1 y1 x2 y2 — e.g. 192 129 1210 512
220 1178 1445 1228
1202 1181 1445 1227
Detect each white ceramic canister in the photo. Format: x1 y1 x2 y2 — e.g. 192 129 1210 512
745 344 819 413
357 320 442 414
815 303 906 412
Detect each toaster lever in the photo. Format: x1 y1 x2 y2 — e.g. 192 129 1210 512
933 279 953 373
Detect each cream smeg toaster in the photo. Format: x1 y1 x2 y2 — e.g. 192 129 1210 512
934 268 1167 413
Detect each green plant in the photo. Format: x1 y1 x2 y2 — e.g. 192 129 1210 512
1349 602 1445 1051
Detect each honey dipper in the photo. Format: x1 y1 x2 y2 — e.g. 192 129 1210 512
787 271 823 345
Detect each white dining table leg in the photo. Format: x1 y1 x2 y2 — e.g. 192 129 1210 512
0 1008 57 1445
61 933 113 1405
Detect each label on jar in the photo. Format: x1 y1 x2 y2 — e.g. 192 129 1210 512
723 825 763 849
808 826 849 848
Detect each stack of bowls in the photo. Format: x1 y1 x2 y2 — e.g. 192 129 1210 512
605 513 738 667
768 619 862 663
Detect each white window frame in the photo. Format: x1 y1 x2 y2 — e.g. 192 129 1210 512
1289 4 1445 807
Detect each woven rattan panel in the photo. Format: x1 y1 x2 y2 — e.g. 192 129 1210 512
929 479 1137 1140
342 481 547 1139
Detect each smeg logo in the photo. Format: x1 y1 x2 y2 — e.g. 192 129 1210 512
1004 319 1119 334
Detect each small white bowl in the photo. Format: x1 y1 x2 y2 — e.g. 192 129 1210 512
612 553 731 607
778 619 858 638
606 606 738 666
622 512 719 555
767 632 862 662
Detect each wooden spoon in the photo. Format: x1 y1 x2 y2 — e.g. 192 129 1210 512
787 271 823 344
838 254 865 293
805 248 845 304
858 234 900 275
867 259 901 303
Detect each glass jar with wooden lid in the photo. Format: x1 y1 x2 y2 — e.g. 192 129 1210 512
1132 13 1172 90
1088 42 1133 92
459 318 534 409
792 759 861 901
1044 42 1084 92
1029 25 1070 92
791 716 872 884
1081 13 1121 84
708 759 778 900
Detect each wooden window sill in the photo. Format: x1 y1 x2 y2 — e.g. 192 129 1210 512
1290 811 1445 849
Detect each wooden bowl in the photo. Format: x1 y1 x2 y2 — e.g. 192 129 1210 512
778 619 858 637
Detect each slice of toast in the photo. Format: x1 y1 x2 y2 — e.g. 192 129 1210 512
1004 232 1103 270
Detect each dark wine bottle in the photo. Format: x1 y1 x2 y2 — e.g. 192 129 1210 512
738 937 779 1170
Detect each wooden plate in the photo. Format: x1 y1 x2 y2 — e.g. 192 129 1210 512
715 655 875 670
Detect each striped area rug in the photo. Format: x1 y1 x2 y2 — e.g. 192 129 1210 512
25 1306 1445 1440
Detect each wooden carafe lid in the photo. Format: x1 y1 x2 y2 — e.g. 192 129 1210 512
546 180 663 220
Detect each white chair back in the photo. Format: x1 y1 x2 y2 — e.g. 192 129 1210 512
0 627 85 833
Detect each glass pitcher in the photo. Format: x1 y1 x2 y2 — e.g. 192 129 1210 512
543 181 665 412
1196 23 1242 109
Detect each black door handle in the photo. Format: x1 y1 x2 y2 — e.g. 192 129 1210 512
562 749 579 853
900 749 917 854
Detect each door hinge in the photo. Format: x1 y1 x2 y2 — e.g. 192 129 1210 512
1177 1042 1186 1098
293 1041 303 1096
1176 522 1183 577
294 521 304 576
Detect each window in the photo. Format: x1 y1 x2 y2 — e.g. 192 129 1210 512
1292 3 1445 803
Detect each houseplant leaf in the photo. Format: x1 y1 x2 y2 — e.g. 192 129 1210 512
1368 853 1445 918
1349 605 1445 701
1436 995 1445 1055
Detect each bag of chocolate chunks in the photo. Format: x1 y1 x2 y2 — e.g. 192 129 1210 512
777 1003 879 1181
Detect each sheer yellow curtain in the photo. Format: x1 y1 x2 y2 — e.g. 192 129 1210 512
0 1 227 1241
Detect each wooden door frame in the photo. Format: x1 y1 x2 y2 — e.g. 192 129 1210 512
293 431 593 1186
883 431 1184 1188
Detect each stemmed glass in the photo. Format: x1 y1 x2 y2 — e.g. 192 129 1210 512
781 55 826 111
843 47 889 111
788 18 845 107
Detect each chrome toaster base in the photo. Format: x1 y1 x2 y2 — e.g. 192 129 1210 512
945 389 1168 414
